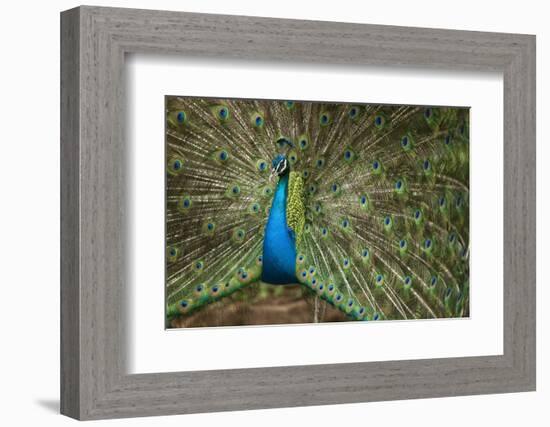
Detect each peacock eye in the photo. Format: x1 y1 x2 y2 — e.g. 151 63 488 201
173 159 182 170
176 111 186 123
424 108 432 118
218 107 228 119
456 196 463 207
401 136 409 147
372 160 380 170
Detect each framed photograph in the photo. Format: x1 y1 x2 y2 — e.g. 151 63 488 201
61 6 536 420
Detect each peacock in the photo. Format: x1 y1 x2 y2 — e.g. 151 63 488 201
165 96 469 327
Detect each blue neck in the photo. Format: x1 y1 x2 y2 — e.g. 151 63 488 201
261 174 297 285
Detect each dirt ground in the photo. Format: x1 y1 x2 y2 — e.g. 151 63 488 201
170 284 349 328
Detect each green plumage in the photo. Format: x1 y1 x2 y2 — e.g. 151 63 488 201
165 97 470 326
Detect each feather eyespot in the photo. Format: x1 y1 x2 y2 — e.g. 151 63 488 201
320 112 330 126
218 150 229 161
218 107 228 120
176 111 186 123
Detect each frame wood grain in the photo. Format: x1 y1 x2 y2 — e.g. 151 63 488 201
60 5 536 420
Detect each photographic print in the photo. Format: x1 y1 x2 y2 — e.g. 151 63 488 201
165 97 470 328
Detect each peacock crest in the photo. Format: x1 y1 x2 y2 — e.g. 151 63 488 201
166 97 470 327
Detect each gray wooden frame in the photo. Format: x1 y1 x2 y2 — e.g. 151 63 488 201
60 5 536 420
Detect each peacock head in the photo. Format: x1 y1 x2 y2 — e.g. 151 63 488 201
271 137 293 180
271 154 289 179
